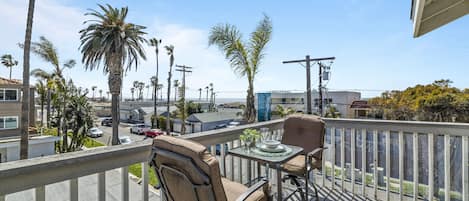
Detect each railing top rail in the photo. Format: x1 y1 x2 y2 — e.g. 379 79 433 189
182 119 285 146
0 140 152 195
323 117 469 136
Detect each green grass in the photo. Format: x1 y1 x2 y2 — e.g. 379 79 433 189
83 138 105 148
129 163 159 187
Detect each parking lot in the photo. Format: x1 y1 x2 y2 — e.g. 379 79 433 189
90 121 151 146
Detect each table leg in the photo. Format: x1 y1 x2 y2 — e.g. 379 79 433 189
276 164 282 201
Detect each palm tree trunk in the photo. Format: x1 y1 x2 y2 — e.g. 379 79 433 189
245 81 256 123
47 89 51 128
20 0 36 160
111 93 119 145
40 96 44 127
166 72 172 134
9 67 12 80
153 50 159 129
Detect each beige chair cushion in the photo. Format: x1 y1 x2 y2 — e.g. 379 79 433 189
282 155 321 176
153 135 226 201
221 178 266 201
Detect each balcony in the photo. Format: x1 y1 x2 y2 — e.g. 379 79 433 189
0 118 468 201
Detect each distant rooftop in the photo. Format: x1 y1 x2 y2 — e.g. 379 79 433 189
187 110 243 123
0 77 22 85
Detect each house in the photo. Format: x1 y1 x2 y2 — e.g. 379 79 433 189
0 77 58 162
91 102 112 117
349 100 371 119
173 109 243 134
256 90 361 121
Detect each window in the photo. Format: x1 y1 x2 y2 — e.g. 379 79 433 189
0 116 18 129
0 89 18 101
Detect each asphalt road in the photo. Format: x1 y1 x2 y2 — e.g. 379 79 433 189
91 123 151 146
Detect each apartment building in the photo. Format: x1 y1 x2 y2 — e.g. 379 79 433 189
256 90 361 121
0 77 58 162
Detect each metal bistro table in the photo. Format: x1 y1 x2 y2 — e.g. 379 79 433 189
227 144 303 201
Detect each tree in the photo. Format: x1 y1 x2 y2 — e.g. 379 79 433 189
205 86 209 101
145 85 150 99
198 88 202 100
324 106 340 118
80 4 147 145
91 86 97 100
173 79 179 101
157 84 163 100
274 105 295 118
99 89 103 101
130 87 135 100
1 54 19 80
209 14 272 123
35 80 46 126
149 38 162 129
30 69 53 128
19 0 36 159
164 45 174 134
209 83 214 111
133 81 140 100
106 91 110 100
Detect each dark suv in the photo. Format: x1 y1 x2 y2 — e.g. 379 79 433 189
101 118 112 126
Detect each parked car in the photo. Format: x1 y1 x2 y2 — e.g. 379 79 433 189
87 127 103 138
101 118 112 126
119 136 132 145
227 121 240 128
144 129 164 138
130 124 150 135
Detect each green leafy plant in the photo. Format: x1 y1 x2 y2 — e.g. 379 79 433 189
240 128 261 142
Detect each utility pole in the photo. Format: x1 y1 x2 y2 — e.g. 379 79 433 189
283 56 335 115
318 62 324 117
175 65 193 134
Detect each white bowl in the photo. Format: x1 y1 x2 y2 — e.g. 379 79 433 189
263 140 280 149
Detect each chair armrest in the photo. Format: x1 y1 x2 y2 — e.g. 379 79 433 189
307 147 327 158
236 178 269 201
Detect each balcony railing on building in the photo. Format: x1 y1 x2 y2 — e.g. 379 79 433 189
0 118 468 201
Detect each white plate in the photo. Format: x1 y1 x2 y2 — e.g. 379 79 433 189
256 143 286 153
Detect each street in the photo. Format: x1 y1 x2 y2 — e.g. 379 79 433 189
91 123 151 146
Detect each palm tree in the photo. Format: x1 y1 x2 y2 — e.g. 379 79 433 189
30 69 53 128
150 76 157 100
157 84 163 100
149 38 162 128
91 86 97 100
205 86 209 101
99 89 103 101
173 79 179 101
20 0 36 160
35 80 46 127
133 81 140 100
130 87 135 100
80 4 147 145
209 15 272 123
137 82 145 100
164 45 174 133
198 88 202 100
1 54 19 80
106 91 110 100
209 83 213 111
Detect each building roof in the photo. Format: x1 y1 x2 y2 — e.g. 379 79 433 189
411 0 469 37
187 110 242 123
0 77 22 85
350 100 371 109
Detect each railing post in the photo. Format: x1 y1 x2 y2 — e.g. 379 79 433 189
463 136 468 201
351 128 356 195
428 133 434 201
35 186 45 201
331 127 336 190
229 141 234 180
413 132 419 201
122 167 129 201
340 128 345 192
373 129 378 200
361 128 367 197
444 134 450 201
220 143 226 177
385 130 390 201
399 131 404 200
98 172 106 201
142 162 149 201
70 178 78 201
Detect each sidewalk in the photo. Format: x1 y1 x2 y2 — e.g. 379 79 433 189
4 168 161 201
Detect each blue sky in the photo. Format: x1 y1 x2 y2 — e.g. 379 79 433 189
1 0 468 99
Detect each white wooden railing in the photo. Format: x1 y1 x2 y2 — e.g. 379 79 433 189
0 118 468 201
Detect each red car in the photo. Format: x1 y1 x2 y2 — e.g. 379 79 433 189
144 129 164 138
